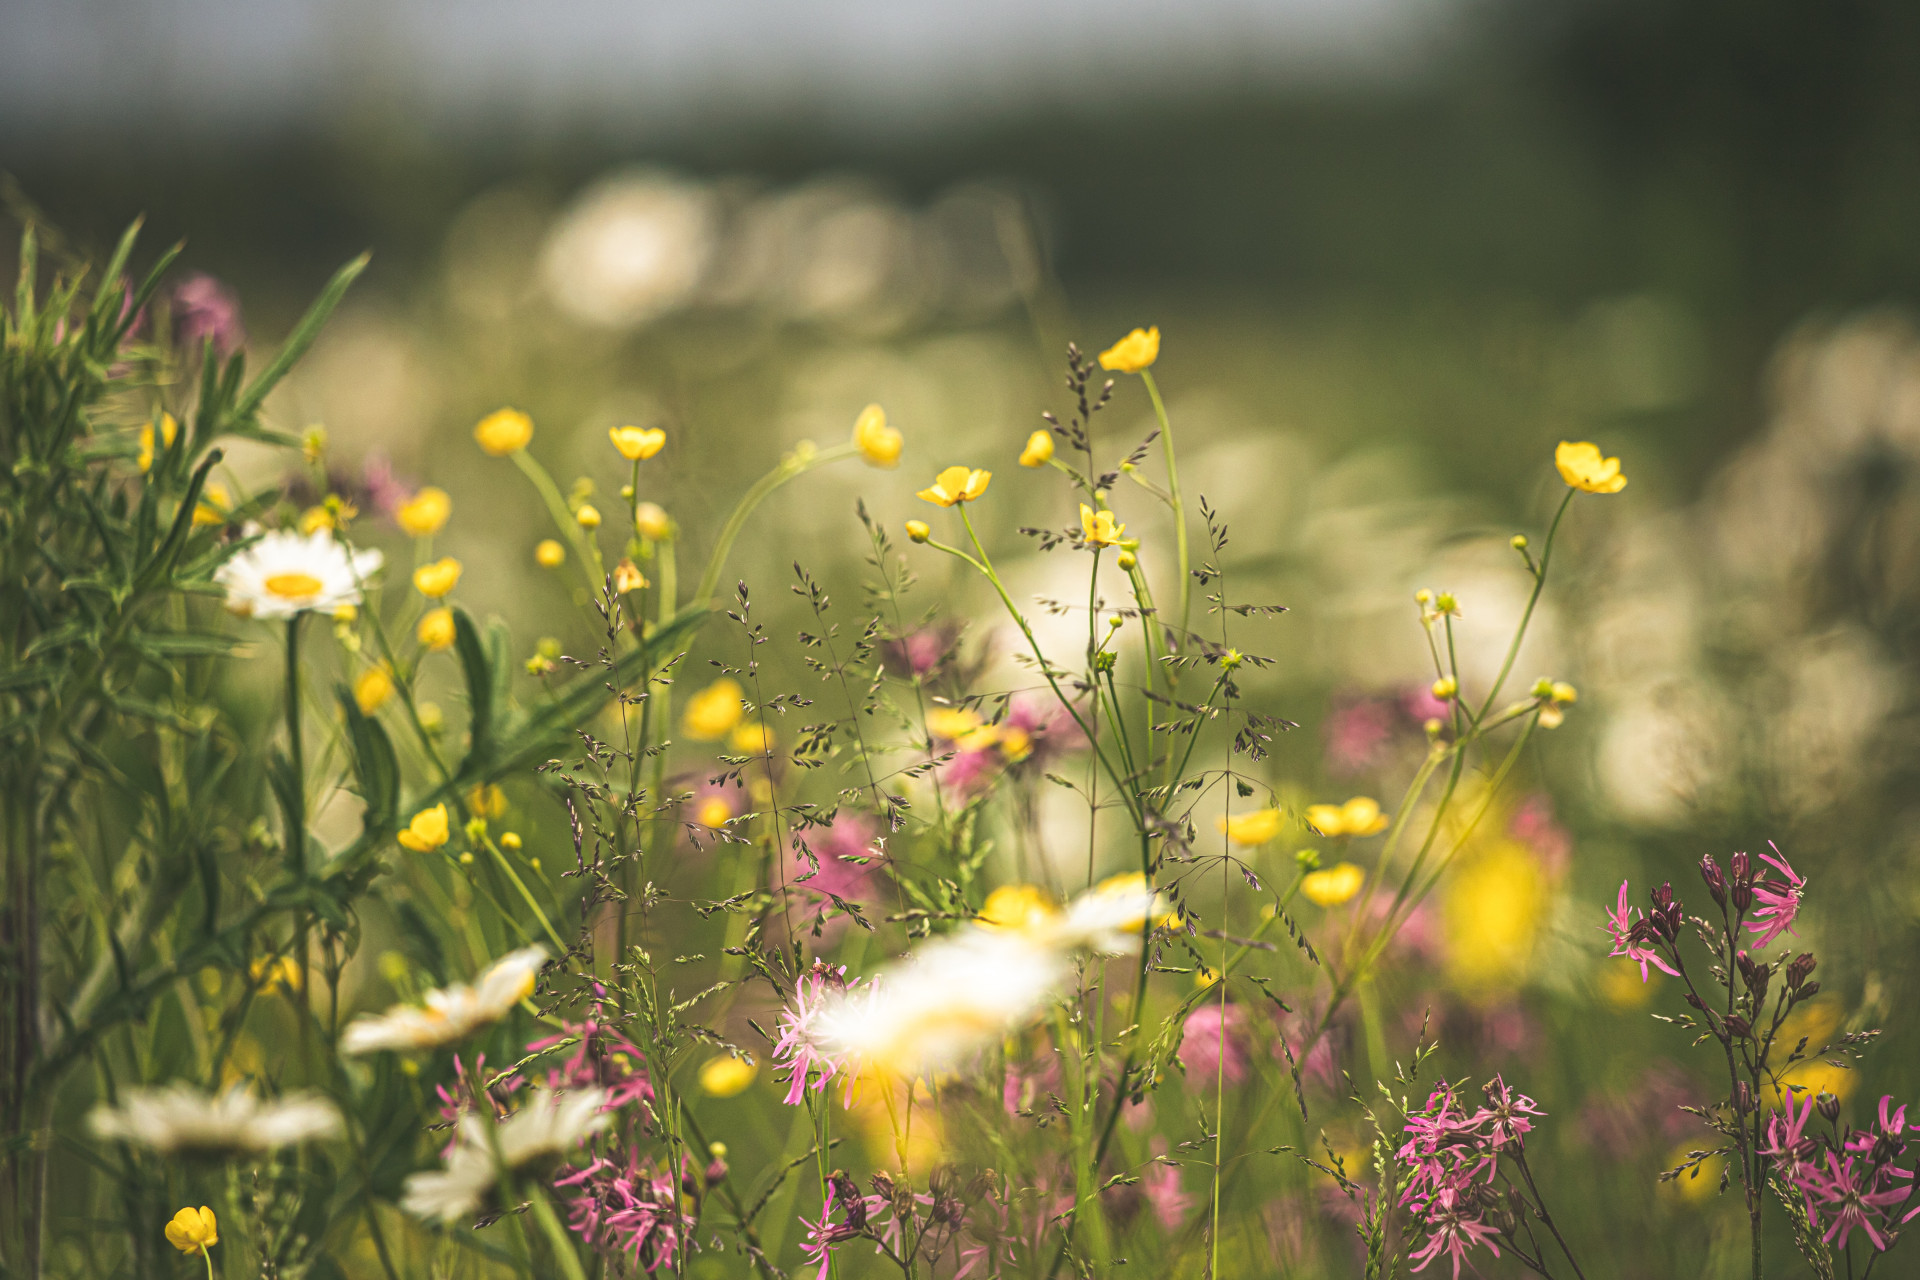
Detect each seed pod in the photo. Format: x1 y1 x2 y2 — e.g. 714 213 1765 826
1700 855 1728 906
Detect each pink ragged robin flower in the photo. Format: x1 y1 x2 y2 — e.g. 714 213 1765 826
1602 881 1679 982
1177 1004 1250 1087
1472 1074 1544 1149
771 962 868 1106
1405 1178 1504 1278
1744 842 1806 950
1795 1150 1911 1251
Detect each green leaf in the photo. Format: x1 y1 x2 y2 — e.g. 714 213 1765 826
452 607 496 773
234 253 369 418
336 686 400 834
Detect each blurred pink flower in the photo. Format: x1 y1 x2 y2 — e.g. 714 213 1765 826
1507 794 1571 877
1178 1003 1250 1087
170 272 246 357
1143 1140 1192 1229
783 813 880 933
1402 683 1451 724
1323 694 1396 776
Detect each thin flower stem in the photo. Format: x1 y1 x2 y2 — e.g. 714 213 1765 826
1471 489 1573 724
510 449 605 599
694 443 859 607
527 1183 590 1280
1138 370 1190 636
1514 1147 1588 1280
481 834 566 954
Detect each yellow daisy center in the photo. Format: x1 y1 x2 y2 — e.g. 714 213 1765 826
263 572 324 600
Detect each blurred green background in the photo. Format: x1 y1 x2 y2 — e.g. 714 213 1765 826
10 0 1920 1273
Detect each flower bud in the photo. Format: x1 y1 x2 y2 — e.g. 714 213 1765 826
1732 878 1754 914
1510 534 1528 550
1787 953 1817 990
1733 1081 1754 1114
704 1158 728 1186
1431 676 1458 701
1700 855 1727 906
1724 1013 1751 1040
1796 981 1821 1003
905 520 931 544
1116 549 1137 570
1818 1093 1843 1123
1730 849 1751 887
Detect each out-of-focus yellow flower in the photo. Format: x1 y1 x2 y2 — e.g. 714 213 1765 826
609 425 667 461
474 407 533 456
1306 797 1390 838
353 663 394 715
916 465 991 507
467 784 507 819
1079 504 1125 547
302 426 328 462
1302 862 1366 908
852 404 903 468
1442 840 1546 992
535 539 565 568
998 727 1032 761
397 804 451 852
613 559 648 594
695 795 734 829
1098 326 1160 374
417 607 456 651
977 884 1059 934
1663 1144 1725 1205
684 678 744 741
500 831 522 851
138 414 180 472
1019 430 1054 467
250 955 303 995
299 506 336 535
1550 681 1577 704
635 502 672 541
1431 676 1458 701
905 520 931 543
1217 808 1283 847
193 483 231 527
412 557 462 599
1599 962 1655 1009
165 1206 218 1255
699 1055 758 1097
730 722 774 756
1554 441 1627 494
926 706 999 751
397 487 452 536
575 504 602 530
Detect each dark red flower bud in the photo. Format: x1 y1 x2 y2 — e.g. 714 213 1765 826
1724 1013 1752 1039
1787 953 1817 989
1730 850 1750 885
705 1159 728 1186
1818 1093 1843 1123
1734 1081 1754 1114
1685 992 1706 1011
1797 981 1821 1002
1700 855 1727 906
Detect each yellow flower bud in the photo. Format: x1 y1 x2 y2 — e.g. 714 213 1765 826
1302 862 1365 908
535 539 566 568
299 505 335 535
1431 676 1458 701
575 504 602 530
397 486 452 536
1098 326 1160 374
699 1055 758 1097
192 483 232 527
474 407 533 456
353 663 394 715
610 425 667 461
635 502 672 541
417 607 456 651
500 831 522 850
852 403 903 468
905 520 931 543
1550 681 1578 704
1116 549 1137 570
412 557 462 599
396 803 450 852
1019 429 1055 467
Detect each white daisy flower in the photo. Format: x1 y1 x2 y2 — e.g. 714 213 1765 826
340 946 548 1056
1050 872 1167 956
213 527 383 619
401 1087 610 1224
88 1084 343 1154
811 930 1070 1079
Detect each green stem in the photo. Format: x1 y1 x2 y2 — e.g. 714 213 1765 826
1472 489 1573 723
695 443 858 606
510 449 605 598
482 836 567 953
1138 370 1190 639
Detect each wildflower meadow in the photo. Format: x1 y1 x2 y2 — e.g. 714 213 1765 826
3 211 1916 1280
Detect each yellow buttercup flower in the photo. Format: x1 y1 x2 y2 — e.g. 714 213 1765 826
575 504 602 530
299 505 335 535
1305 796 1390 838
1301 862 1365 908
610 425 667 461
165 1206 218 1256
695 795 734 829
417 607 456 651
1098 326 1160 374
474 407 533 456
397 804 450 852
1079 504 1125 548
138 413 180 472
534 539 565 568
977 884 1059 934
1442 840 1546 992
353 663 394 715
1217 808 1283 847
698 1055 758 1097
905 520 931 543
730 722 775 756
192 483 231 527
467 784 507 819
683 678 744 740
916 465 991 507
1554 441 1627 494
250 954 304 995
852 403 903 468
1019 430 1055 468
397 487 452 537
613 559 648 594
635 502 672 541
412 557 462 599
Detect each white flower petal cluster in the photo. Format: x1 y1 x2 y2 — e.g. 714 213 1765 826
807 876 1166 1080
213 528 383 619
401 1087 610 1224
88 1084 343 1154
341 946 548 1055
